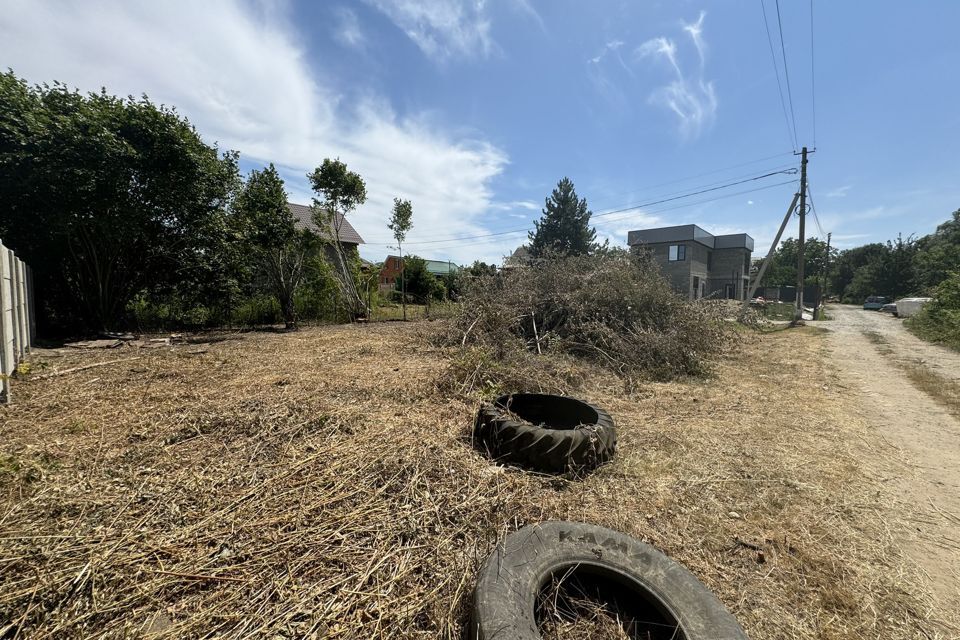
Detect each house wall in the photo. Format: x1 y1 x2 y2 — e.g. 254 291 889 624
635 241 709 299
708 247 751 299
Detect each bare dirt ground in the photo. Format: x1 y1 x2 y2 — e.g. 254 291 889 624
815 305 960 624
0 321 953 638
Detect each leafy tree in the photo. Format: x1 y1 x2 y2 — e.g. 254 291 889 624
234 164 316 330
913 209 960 292
308 158 367 317
388 198 413 320
760 237 835 288
528 177 597 258
0 71 240 333
396 256 444 302
829 242 887 300
466 261 497 278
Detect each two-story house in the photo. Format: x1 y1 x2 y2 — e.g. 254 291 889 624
627 224 754 300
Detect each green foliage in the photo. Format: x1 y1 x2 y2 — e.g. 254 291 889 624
388 198 413 244
308 158 367 316
906 271 960 350
466 261 498 277
0 71 241 332
913 209 960 291
308 158 367 223
234 164 319 329
761 237 835 287
528 177 598 258
396 256 445 302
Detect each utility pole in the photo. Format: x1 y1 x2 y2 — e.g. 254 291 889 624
793 146 808 323
822 231 831 312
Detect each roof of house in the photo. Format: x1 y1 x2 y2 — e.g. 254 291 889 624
627 224 754 251
423 259 459 275
381 255 460 275
287 202 365 245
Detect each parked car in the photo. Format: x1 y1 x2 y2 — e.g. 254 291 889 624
863 296 887 310
880 302 898 314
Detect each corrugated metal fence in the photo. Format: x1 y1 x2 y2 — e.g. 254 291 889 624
0 240 34 403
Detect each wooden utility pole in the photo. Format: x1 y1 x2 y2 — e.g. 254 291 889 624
793 146 809 323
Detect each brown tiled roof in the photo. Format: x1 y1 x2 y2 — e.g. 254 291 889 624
287 202 365 245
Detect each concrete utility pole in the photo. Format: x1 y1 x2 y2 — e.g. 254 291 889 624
794 146 809 323
823 231 831 304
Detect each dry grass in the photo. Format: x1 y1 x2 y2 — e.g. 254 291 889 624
0 322 950 638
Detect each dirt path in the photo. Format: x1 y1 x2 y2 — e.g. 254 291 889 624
816 305 960 620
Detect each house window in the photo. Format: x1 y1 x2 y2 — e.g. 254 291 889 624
707 251 713 270
668 244 686 261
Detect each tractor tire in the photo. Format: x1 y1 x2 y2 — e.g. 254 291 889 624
470 521 748 640
473 393 616 473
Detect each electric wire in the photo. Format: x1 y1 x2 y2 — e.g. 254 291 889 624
760 0 797 151
363 169 797 247
807 183 825 237
385 179 799 252
775 0 800 148
809 0 817 149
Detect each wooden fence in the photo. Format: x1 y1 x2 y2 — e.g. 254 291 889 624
0 240 34 403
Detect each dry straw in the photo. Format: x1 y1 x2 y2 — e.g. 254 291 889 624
0 321 953 638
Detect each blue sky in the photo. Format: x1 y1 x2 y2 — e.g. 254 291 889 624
2 0 959 265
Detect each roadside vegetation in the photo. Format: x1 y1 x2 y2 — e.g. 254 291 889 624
905 271 960 351
761 210 959 304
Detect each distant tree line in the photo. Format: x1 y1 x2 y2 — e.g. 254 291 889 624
760 209 960 348
760 208 960 303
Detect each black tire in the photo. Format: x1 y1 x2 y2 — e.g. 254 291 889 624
473 394 616 473
470 521 748 640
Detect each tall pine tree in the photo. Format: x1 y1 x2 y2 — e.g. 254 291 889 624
528 177 597 257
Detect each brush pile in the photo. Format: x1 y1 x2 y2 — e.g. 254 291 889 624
442 250 730 383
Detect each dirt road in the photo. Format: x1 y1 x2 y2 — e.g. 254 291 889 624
818 305 960 621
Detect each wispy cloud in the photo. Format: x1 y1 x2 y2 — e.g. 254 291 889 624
0 0 510 265
636 11 717 138
362 0 495 62
826 185 852 198
490 200 540 211
334 6 366 50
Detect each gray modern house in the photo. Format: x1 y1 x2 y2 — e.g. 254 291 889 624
627 224 754 300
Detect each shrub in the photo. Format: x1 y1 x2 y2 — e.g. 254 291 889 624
906 271 960 350
440 249 729 383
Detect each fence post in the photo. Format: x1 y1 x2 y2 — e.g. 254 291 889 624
26 264 36 344
0 244 15 402
16 258 29 355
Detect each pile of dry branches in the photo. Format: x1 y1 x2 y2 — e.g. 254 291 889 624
441 251 731 385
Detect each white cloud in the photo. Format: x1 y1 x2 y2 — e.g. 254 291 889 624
0 0 511 265
334 7 366 50
682 11 707 67
826 185 852 198
362 0 495 62
636 11 717 138
490 200 540 211
747 200 755 205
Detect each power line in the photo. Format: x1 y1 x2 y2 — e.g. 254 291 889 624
760 0 796 151
807 183 825 237
386 179 799 252
364 169 797 247
774 0 800 148
809 0 817 149
583 151 795 207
